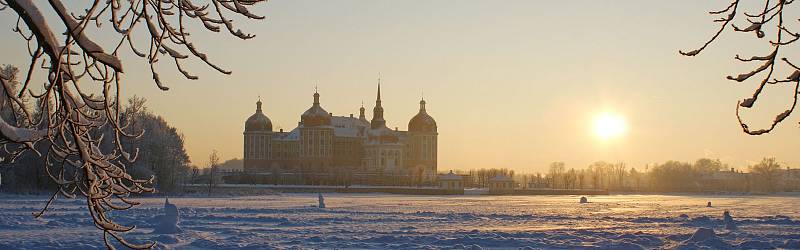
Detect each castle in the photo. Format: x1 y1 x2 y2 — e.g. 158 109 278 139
242 83 438 185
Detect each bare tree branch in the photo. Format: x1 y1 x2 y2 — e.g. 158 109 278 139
0 0 267 248
682 0 800 135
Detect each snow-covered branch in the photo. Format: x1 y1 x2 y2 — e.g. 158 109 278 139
682 0 800 135
0 0 267 248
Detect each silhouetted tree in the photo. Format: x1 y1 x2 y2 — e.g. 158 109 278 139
208 149 220 195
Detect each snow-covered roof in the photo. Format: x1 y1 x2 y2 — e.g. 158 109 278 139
273 128 300 141
366 125 401 145
438 170 463 181
331 116 368 138
490 174 513 182
273 116 370 140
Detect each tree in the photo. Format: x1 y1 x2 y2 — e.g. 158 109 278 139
693 158 724 177
682 0 799 135
749 157 781 192
564 168 577 189
588 161 610 189
649 161 696 192
612 162 627 190
629 168 642 191
117 97 190 193
190 165 200 184
208 149 220 195
0 0 266 248
122 96 148 154
548 162 565 188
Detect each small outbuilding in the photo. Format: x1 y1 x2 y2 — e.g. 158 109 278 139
438 170 464 194
489 174 514 194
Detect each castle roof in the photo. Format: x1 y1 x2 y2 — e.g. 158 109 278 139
409 99 437 133
245 100 272 132
301 91 332 127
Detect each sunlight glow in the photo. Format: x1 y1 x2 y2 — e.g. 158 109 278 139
594 113 627 140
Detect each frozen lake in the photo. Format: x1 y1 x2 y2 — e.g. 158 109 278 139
1 194 799 249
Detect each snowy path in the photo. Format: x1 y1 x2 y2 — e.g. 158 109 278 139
1 194 799 249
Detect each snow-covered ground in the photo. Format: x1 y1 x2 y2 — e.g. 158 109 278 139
1 194 800 249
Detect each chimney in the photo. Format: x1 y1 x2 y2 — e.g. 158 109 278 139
350 114 354 118
329 112 333 116
395 127 398 131
280 129 284 133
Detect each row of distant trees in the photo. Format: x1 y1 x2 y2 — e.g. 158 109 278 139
0 65 192 193
457 158 798 193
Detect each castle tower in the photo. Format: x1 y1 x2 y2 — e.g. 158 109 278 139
358 103 368 124
408 97 438 183
243 99 273 172
371 81 386 129
299 89 334 173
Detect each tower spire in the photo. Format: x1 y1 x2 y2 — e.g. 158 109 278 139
419 90 426 112
371 77 386 129
256 97 263 112
377 77 382 103
313 85 320 105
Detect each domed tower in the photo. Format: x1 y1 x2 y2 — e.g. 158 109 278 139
358 103 369 124
298 90 334 169
243 99 273 173
301 91 332 127
408 99 437 133
407 97 438 183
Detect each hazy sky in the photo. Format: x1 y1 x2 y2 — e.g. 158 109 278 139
2 1 800 172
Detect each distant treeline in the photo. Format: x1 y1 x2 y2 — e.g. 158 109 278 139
455 158 800 193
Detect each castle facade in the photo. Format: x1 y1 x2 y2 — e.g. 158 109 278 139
242 84 438 185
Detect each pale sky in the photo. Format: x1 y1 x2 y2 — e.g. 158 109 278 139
2 1 800 172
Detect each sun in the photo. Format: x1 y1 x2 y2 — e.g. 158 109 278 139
594 113 627 140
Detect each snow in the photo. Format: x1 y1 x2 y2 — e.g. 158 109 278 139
1 194 799 249
686 227 716 242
